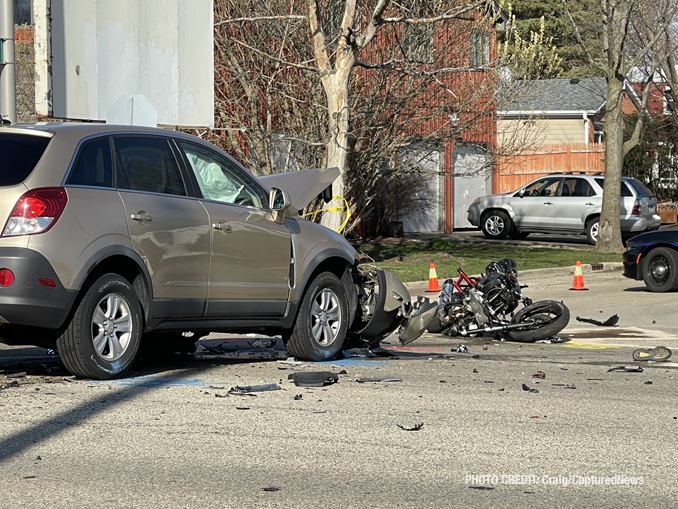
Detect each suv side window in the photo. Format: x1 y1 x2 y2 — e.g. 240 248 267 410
594 178 632 197
522 177 561 197
561 178 594 197
66 137 113 188
178 141 266 208
114 136 186 196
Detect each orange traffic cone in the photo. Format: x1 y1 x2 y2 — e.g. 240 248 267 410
426 263 441 292
570 260 588 291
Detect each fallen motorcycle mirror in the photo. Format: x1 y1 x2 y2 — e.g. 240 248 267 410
425 258 570 342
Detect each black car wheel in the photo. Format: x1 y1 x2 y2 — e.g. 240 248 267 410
642 247 678 292
284 272 349 361
585 218 599 245
480 210 511 239
57 274 143 379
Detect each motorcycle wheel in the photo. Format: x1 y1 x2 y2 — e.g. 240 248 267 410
426 312 444 333
507 300 570 342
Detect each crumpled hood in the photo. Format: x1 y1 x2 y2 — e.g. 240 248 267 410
258 167 340 210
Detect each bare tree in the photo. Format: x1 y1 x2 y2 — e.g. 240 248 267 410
563 0 678 253
211 0 560 233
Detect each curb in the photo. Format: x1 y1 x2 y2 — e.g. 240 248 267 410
403 262 624 293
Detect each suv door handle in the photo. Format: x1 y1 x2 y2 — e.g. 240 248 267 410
212 221 233 232
130 212 153 222
543 201 553 205
585 202 595 206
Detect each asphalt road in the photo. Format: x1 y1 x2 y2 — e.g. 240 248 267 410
1 270 676 508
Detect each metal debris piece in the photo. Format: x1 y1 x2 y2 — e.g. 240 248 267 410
397 423 424 431
607 366 644 373
456 344 470 353
215 393 229 398
288 371 339 387
532 371 546 379
294 394 303 400
277 358 304 366
576 314 619 327
262 487 281 492
355 375 402 383
6 372 26 379
229 383 281 393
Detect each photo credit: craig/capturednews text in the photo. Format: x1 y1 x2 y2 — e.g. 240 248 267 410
465 474 644 487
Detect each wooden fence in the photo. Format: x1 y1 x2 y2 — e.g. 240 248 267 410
493 143 605 193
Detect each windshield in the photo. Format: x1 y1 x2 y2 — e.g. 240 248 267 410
0 133 51 186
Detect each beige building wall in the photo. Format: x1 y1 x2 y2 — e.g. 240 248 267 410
498 117 587 147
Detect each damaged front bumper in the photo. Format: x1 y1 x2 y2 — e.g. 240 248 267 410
350 269 436 346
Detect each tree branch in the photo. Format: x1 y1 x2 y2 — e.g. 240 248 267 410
215 15 306 26
381 2 487 24
229 37 319 72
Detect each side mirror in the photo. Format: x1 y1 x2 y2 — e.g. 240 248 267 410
518 188 525 198
269 187 291 224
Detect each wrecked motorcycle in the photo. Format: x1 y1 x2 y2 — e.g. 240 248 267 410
426 259 570 342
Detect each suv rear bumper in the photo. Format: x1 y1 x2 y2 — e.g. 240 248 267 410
621 214 661 233
0 248 77 330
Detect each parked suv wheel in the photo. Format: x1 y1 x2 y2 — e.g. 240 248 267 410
284 272 349 361
642 247 678 292
481 210 511 239
585 218 599 245
57 274 142 379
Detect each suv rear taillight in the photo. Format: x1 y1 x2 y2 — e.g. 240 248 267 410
632 204 642 215
2 188 68 237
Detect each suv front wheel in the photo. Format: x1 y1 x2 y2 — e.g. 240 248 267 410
284 272 349 361
481 210 511 239
57 274 143 379
585 218 599 245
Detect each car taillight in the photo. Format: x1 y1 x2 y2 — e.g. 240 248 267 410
631 204 642 215
0 269 14 287
2 188 68 237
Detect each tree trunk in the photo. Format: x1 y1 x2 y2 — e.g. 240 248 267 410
320 65 352 231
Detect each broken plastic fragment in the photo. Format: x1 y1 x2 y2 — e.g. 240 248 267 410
576 314 619 327
397 423 424 431
532 371 546 379
229 383 281 393
607 366 644 373
456 345 470 353
288 371 339 387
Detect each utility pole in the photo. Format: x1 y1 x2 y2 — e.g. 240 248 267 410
0 0 16 124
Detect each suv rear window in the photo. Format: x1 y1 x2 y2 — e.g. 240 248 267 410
0 133 51 186
626 178 654 198
594 178 633 197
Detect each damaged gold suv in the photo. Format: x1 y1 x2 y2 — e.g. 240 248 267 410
0 124 431 379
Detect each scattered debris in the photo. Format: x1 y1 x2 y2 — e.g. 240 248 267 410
277 358 304 366
471 355 480 359
293 394 303 400
472 369 478 374
236 407 250 410
608 366 644 373
587 378 603 381
536 339 552 344
522 383 530 391
468 486 494 491
288 371 339 387
262 487 281 492
632 346 672 362
530 415 540 419
532 371 546 379
6 372 26 379
576 314 619 327
644 381 653 385
355 375 403 383
482 345 488 350
456 345 470 354
397 423 424 431
565 383 576 390
215 393 229 398
229 383 281 394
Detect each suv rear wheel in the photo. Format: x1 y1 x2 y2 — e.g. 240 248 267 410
57 274 142 379
481 210 511 239
284 272 349 361
585 218 599 245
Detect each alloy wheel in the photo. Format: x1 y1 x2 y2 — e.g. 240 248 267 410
310 288 342 346
91 293 134 361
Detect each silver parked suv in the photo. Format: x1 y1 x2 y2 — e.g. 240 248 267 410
467 173 661 244
0 124 421 379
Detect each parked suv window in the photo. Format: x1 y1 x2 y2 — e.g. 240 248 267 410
626 178 654 198
561 178 595 197
0 133 51 186
595 178 633 197
66 137 113 188
178 141 266 208
114 137 186 196
522 177 560 197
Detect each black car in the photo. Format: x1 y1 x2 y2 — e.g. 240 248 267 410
623 227 678 292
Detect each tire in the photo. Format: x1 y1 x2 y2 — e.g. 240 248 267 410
508 300 570 342
426 311 444 333
508 229 530 240
284 272 349 361
585 218 599 245
57 274 143 379
641 247 678 292
481 210 511 239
